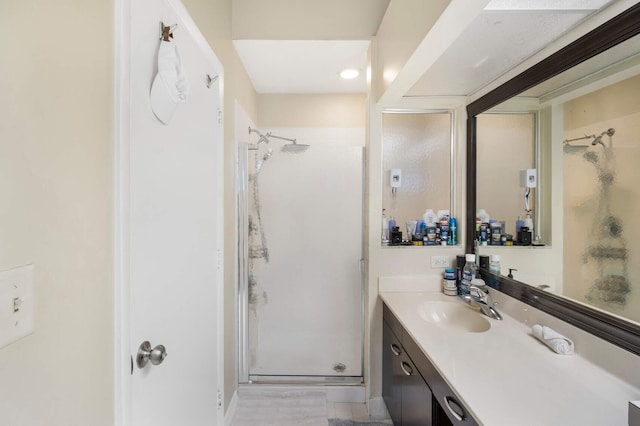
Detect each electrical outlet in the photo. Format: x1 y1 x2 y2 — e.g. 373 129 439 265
431 256 451 269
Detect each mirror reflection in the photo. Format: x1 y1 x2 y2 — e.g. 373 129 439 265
381 111 455 246
475 32 640 325
563 74 640 321
477 112 537 245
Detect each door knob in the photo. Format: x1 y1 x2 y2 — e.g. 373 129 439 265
137 341 167 368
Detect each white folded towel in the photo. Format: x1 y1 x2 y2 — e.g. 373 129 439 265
532 324 575 355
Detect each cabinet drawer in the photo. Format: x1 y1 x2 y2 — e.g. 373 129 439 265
383 303 404 341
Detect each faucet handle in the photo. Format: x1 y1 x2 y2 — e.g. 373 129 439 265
469 285 487 301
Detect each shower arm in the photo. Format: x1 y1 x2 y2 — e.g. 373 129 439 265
563 129 615 145
249 126 297 144
563 134 596 144
265 133 297 144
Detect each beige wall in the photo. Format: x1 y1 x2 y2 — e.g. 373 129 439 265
232 0 389 39
181 0 258 411
374 0 450 99
257 94 366 128
0 0 259 422
0 1 114 425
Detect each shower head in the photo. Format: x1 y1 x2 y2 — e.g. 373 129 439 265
563 141 589 153
591 128 616 147
281 141 310 153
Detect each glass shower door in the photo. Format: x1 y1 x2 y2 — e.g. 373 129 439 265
245 144 363 381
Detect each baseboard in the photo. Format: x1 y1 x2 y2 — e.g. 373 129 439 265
237 383 366 403
224 390 239 426
368 396 389 420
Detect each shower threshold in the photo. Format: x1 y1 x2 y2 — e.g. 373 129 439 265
248 375 363 386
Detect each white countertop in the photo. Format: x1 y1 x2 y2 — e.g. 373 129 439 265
380 291 640 426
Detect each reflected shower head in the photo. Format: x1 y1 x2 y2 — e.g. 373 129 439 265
281 142 310 153
563 141 589 153
592 128 615 147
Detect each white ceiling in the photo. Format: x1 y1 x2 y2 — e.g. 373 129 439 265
232 0 617 96
234 40 370 94
405 10 597 97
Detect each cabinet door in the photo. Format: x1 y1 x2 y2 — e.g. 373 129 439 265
384 319 434 426
399 353 433 426
383 320 403 425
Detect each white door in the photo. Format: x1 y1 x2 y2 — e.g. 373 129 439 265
119 0 224 425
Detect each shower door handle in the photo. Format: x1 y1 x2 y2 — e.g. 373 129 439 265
136 341 168 368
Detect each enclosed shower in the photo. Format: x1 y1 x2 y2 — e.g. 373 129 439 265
237 126 364 385
563 128 631 308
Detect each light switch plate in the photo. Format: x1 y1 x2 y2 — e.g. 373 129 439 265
0 265 35 349
431 256 451 269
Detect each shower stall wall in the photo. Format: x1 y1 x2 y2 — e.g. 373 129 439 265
238 129 364 384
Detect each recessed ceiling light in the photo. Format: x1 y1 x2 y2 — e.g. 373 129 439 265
339 69 360 80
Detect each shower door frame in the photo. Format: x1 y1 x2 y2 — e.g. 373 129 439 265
237 143 366 385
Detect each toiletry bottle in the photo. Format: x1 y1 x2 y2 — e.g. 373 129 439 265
423 209 437 225
477 209 490 223
449 217 457 245
388 216 396 235
382 209 388 243
460 254 478 296
523 213 534 238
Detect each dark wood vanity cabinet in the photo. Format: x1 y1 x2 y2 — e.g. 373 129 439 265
383 319 433 425
383 303 478 426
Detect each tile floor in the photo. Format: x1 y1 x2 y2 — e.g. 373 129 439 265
327 402 393 424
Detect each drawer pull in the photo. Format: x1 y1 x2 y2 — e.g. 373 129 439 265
444 395 466 422
400 361 413 376
390 344 401 356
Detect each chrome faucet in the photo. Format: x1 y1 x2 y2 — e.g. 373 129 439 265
463 285 503 320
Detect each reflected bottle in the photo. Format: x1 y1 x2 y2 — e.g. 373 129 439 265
449 217 457 245
382 210 389 243
489 254 501 288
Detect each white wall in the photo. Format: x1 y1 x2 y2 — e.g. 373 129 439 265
0 1 114 424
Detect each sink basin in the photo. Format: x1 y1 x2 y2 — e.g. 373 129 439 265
417 301 491 333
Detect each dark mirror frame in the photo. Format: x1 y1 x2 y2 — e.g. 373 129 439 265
465 4 640 356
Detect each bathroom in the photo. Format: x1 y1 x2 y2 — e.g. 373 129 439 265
2 0 640 425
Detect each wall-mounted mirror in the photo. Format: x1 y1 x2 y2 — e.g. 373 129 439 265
476 111 538 244
466 4 640 355
382 111 456 246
